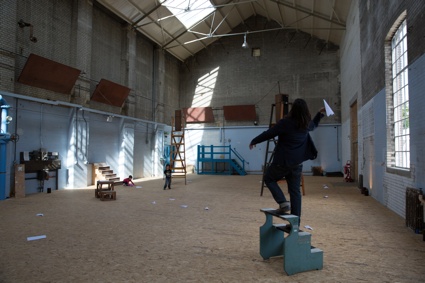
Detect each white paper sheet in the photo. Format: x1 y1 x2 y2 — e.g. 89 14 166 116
27 235 46 241
323 99 335 116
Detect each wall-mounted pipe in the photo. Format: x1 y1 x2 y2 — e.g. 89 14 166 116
0 90 167 127
0 95 11 200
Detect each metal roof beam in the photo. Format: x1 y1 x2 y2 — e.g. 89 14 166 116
269 0 346 28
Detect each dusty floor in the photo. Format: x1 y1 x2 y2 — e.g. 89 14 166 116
0 174 424 283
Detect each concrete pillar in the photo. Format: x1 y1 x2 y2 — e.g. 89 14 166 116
154 48 166 124
71 0 93 106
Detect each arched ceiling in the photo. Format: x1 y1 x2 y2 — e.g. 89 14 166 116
96 0 351 61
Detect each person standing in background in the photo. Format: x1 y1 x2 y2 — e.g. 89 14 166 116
163 164 172 190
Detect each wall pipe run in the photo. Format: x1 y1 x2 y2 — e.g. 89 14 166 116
0 90 167 127
0 95 11 200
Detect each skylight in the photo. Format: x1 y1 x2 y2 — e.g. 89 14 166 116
161 0 215 29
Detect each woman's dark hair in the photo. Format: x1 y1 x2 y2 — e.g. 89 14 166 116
287 98 311 129
129 175 133 178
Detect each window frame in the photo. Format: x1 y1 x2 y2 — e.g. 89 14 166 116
385 12 411 176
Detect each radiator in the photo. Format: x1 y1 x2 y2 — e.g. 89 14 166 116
405 187 424 233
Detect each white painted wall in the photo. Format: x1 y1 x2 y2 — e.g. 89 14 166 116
339 0 362 177
2 94 164 196
185 124 342 175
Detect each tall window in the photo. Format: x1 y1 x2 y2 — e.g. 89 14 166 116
391 19 409 169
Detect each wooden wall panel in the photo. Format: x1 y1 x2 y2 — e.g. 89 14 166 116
91 79 130 107
18 53 81 94
184 107 214 123
275 94 289 122
223 105 256 121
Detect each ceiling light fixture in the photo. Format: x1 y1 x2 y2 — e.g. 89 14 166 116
242 33 249 49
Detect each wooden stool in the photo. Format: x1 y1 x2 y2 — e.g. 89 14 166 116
95 180 115 198
99 190 116 201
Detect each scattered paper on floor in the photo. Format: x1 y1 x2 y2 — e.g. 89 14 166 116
27 235 46 241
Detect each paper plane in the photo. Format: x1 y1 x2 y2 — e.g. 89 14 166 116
323 99 335 116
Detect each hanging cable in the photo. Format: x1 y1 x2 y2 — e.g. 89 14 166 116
254 82 279 105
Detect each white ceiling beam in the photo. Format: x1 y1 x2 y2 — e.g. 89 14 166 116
269 0 346 27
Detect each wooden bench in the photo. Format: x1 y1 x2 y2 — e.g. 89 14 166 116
99 190 116 201
259 208 323 275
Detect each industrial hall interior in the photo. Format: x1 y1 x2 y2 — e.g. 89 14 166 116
1 0 425 282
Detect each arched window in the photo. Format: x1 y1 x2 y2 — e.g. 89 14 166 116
386 15 410 171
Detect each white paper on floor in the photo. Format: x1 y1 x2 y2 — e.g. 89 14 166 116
180 205 188 208
36 213 44 216
27 235 46 241
204 207 209 210
304 225 313 230
151 201 156 204
169 198 175 201
136 186 142 188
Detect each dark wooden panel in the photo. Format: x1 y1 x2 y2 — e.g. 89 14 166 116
184 107 214 123
175 110 182 131
91 79 131 107
223 105 256 121
17 53 81 94
275 94 289 122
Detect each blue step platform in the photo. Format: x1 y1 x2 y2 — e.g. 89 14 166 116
259 208 323 276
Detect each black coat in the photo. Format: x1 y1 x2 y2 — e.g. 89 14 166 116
250 112 324 166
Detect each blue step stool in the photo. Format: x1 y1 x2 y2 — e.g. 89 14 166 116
260 208 323 275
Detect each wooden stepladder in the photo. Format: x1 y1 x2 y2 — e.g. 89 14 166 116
260 94 289 196
170 110 187 185
260 94 305 196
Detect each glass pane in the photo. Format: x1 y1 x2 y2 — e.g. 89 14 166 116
392 19 409 168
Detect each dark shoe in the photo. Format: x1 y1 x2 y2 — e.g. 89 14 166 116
275 202 291 215
168 187 171 189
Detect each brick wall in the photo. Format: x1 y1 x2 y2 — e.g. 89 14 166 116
0 0 17 92
179 15 341 127
359 0 425 106
0 0 181 125
354 0 425 217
